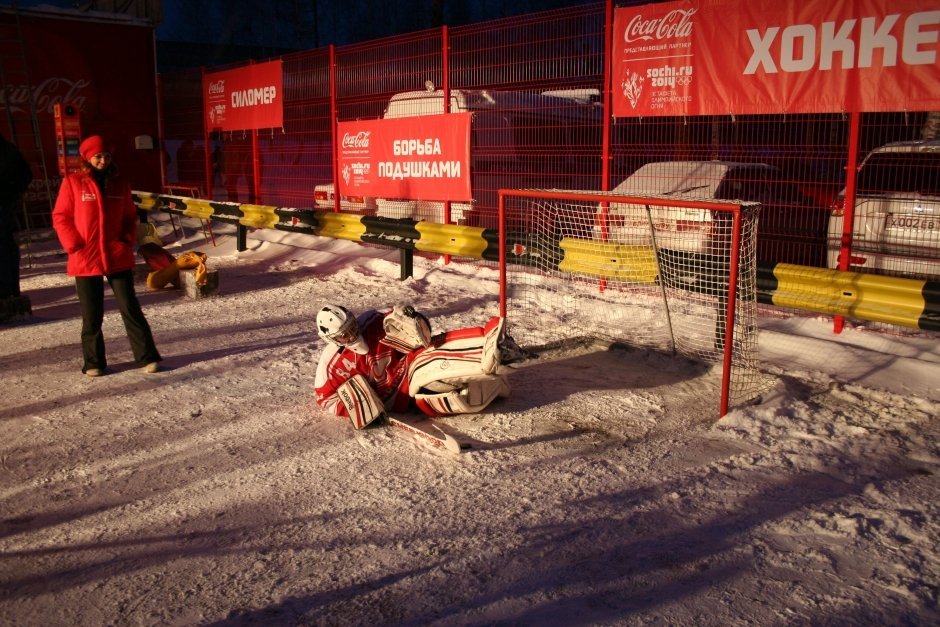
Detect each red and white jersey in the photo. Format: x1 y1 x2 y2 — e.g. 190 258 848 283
314 310 413 418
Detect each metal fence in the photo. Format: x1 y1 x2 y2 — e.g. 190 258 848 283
158 1 939 283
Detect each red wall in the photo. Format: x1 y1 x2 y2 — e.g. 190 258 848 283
4 10 161 214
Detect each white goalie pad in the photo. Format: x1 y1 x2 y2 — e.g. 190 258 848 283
337 374 386 430
415 374 510 416
480 315 504 374
381 305 432 353
407 316 504 397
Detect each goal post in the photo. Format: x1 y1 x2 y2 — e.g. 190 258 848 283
497 188 765 417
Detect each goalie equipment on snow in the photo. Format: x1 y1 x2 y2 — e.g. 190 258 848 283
414 374 510 416
317 304 368 355
381 305 432 352
407 316 505 397
336 373 386 429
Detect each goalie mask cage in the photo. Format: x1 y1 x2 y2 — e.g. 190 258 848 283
497 189 767 417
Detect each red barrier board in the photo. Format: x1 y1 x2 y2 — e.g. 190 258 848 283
612 0 940 117
203 60 283 132
336 113 472 201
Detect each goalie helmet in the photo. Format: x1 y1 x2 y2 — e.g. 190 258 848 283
316 304 369 354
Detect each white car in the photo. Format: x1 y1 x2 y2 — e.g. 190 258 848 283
828 140 940 279
312 184 377 215
312 183 471 223
595 160 825 267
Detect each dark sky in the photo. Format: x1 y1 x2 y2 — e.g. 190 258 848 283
11 0 602 70
158 0 599 48
14 0 600 48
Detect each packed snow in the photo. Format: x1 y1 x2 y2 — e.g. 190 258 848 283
2 218 939 626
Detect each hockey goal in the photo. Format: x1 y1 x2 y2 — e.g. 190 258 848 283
497 189 765 417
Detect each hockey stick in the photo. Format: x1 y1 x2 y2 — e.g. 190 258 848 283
386 416 463 454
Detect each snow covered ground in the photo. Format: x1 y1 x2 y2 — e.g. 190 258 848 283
2 220 939 626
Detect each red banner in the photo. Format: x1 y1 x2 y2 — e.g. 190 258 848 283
337 114 472 201
612 0 940 117
203 60 283 131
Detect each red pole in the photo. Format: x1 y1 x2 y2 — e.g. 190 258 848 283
834 111 862 334
152 26 167 192
719 205 743 417
155 72 167 190
598 0 615 292
442 25 452 264
249 61 261 204
201 67 213 199
251 129 260 204
329 45 340 212
498 190 507 319
602 0 613 195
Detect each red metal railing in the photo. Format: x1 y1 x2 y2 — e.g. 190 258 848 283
157 1 940 296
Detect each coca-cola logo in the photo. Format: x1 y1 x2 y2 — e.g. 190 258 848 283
0 77 90 115
342 131 371 149
624 9 696 43
208 80 225 95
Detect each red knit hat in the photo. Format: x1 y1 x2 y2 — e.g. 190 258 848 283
79 135 109 161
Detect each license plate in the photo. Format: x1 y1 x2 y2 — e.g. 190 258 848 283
887 214 938 230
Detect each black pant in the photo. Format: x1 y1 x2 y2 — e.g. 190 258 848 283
75 270 161 372
0 231 19 298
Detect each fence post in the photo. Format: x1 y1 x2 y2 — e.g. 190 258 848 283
329 45 340 213
442 25 452 265
834 111 862 334
237 224 247 251
201 67 213 200
400 248 413 280
602 0 613 195
597 0 615 293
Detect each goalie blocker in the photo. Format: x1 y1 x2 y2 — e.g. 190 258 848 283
337 373 387 429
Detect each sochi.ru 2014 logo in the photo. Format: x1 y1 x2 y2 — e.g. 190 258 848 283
208 104 225 124
342 164 351 186
621 69 644 109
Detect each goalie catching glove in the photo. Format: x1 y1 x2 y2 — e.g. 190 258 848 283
336 373 386 429
381 305 432 352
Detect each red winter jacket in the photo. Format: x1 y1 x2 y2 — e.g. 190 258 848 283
52 170 138 277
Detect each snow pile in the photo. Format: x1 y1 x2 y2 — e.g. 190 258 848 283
1 221 938 625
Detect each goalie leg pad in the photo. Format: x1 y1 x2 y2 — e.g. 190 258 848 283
337 373 386 430
415 374 510 416
407 317 504 396
481 316 504 374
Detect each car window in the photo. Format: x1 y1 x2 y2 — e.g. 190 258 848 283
857 152 940 195
717 167 770 201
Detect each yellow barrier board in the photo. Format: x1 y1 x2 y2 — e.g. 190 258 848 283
768 263 929 330
414 222 489 258
238 203 279 229
135 192 937 332
558 238 658 283
177 198 216 221
313 211 368 242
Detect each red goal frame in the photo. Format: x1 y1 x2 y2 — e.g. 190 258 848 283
497 188 753 418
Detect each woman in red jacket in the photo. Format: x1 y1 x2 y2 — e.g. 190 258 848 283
52 135 162 377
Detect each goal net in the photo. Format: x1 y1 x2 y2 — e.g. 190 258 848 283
497 189 766 416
